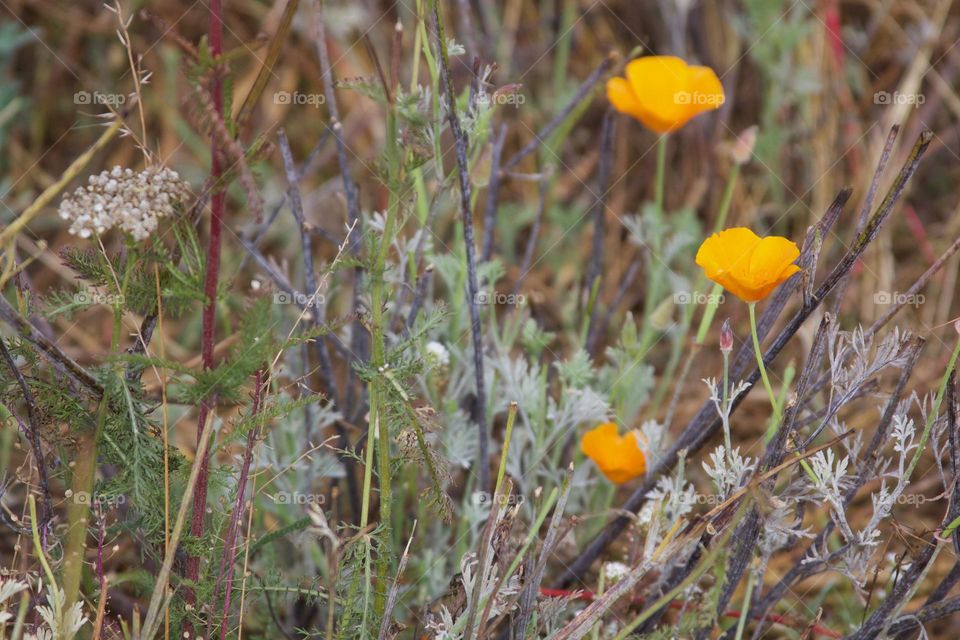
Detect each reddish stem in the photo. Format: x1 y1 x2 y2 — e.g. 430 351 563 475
213 370 266 640
537 588 842 638
903 205 937 266
823 0 845 69
185 0 226 618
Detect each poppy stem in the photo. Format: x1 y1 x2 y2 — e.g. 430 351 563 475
654 135 667 219
721 349 731 456
638 135 670 354
748 302 780 427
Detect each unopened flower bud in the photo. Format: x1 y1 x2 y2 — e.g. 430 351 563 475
731 125 758 165
720 318 733 354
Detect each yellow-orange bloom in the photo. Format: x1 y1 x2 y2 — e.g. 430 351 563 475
606 56 724 133
695 228 801 303
580 423 647 484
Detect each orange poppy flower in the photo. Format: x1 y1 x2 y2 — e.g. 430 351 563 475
580 423 647 484
695 228 801 303
606 56 725 133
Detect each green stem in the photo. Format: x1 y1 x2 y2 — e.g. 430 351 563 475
733 566 756 640
29 495 57 598
748 302 779 426
64 253 131 616
764 363 794 444
721 350 731 455
714 164 739 233
905 333 960 481
654 135 667 219
494 402 518 497
749 304 818 483
552 0 576 98
365 91 404 621
638 135 670 355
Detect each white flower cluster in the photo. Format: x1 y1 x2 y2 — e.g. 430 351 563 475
58 165 188 241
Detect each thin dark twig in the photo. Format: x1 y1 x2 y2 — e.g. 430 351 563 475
501 54 615 172
454 0 477 59
920 559 960 609
829 125 899 316
0 337 52 536
886 593 960 636
278 129 341 409
235 129 332 275
378 524 417 640
394 188 443 333
213 369 266 640
846 523 946 640
406 268 432 332
868 233 960 335
310 0 367 424
513 174 548 298
583 110 615 299
432 0 490 490
583 109 615 345
511 468 573 638
0 295 102 396
589 260 640 353
256 574 296 640
481 124 507 263
277 130 361 520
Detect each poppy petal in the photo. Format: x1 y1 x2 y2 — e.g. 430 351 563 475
625 56 692 132
606 77 642 120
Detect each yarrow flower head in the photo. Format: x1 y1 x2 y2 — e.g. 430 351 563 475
580 422 647 484
606 55 724 134
695 227 801 303
425 340 451 367
59 165 189 241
